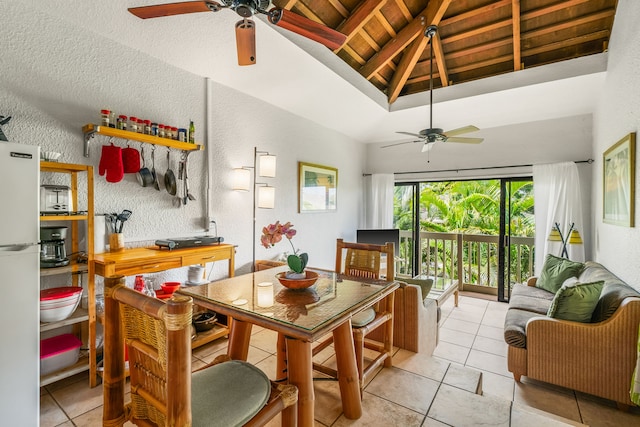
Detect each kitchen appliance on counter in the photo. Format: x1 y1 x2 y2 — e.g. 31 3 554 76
40 226 69 268
0 142 40 425
155 235 224 250
40 185 72 214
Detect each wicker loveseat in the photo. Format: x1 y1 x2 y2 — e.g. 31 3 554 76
504 261 640 409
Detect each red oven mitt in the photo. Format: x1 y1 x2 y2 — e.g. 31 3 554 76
99 144 124 183
122 147 141 173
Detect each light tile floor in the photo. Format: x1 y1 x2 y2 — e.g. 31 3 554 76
40 294 640 426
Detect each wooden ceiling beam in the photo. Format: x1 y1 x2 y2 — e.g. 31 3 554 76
446 37 513 60
440 0 511 26
375 11 397 37
327 0 349 18
280 0 299 10
444 19 512 44
393 0 413 22
523 9 615 40
512 0 521 71
382 0 453 103
337 0 387 47
523 29 610 56
432 33 449 86
387 34 430 103
521 0 593 21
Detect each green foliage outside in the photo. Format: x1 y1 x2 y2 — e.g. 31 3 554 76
393 180 535 286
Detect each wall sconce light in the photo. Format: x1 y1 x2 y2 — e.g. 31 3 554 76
232 168 251 191
257 185 275 209
548 222 582 258
259 154 277 178
232 147 277 271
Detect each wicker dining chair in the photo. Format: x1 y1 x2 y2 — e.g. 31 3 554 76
312 239 396 394
102 275 298 427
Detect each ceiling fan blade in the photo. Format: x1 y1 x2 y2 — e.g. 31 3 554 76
235 19 256 66
445 136 484 144
380 140 419 149
443 125 480 137
267 8 346 50
421 143 434 152
128 1 219 19
396 131 424 139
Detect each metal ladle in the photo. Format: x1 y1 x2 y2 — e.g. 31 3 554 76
184 151 196 203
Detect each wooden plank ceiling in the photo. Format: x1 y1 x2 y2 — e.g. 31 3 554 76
272 0 618 104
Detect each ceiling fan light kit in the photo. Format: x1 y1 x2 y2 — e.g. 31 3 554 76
128 1 346 65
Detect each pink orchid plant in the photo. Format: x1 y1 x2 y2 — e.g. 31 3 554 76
261 221 308 274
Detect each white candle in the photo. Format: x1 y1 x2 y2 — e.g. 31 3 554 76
257 282 274 308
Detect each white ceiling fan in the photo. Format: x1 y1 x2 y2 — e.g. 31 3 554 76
382 25 483 153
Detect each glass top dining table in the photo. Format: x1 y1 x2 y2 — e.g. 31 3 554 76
178 265 397 342
178 265 399 426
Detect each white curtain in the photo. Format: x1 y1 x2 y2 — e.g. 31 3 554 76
363 174 394 228
532 162 585 274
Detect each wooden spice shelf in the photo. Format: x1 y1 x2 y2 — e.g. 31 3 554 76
83 124 204 157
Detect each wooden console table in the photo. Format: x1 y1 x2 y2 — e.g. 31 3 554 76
92 243 236 351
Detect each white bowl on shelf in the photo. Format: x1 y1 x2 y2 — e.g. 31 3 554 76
40 287 82 322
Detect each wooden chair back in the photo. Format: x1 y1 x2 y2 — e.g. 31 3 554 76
335 238 395 280
103 275 194 426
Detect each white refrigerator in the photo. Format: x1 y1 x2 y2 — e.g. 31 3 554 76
0 142 40 425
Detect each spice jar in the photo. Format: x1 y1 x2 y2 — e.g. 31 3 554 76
143 120 152 135
151 122 158 136
165 127 173 139
117 115 128 130
129 116 138 133
100 109 110 127
171 127 179 140
158 124 165 138
109 111 116 128
177 128 187 142
136 119 144 133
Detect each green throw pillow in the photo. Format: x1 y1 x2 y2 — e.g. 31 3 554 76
536 254 584 293
547 280 604 322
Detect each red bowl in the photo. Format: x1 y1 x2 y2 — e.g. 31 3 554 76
160 282 180 294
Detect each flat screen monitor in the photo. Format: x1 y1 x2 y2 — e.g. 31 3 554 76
356 229 400 257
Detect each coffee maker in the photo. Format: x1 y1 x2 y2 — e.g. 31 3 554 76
40 226 69 268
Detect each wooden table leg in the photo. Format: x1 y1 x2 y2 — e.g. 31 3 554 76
227 319 252 361
285 337 314 427
332 320 362 420
276 333 288 382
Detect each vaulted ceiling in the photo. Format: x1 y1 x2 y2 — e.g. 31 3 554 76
273 0 617 104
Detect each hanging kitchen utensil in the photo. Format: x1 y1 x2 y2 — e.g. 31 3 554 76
164 149 177 196
116 209 132 233
136 145 154 187
122 144 141 173
184 151 196 201
151 146 160 191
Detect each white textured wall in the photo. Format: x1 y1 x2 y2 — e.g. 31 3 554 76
1 3 364 283
592 0 640 288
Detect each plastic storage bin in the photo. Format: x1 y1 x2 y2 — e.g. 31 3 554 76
40 334 82 376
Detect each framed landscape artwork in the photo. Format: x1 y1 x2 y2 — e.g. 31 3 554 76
298 162 338 213
603 132 635 227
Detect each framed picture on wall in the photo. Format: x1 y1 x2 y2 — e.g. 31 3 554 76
298 162 338 213
603 132 636 227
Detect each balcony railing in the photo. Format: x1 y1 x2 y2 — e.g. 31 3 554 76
397 230 535 293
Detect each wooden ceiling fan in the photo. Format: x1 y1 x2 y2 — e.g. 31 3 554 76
382 25 483 153
128 1 347 66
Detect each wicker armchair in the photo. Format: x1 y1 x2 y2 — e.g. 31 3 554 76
102 275 298 427
312 239 396 394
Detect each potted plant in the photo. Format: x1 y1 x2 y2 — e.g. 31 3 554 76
260 221 308 279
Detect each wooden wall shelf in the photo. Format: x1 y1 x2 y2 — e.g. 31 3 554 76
82 124 204 157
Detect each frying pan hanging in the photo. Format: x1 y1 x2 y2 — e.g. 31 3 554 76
164 149 177 196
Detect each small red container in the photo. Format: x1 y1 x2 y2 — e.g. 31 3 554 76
40 334 82 376
161 282 180 294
